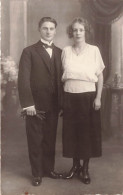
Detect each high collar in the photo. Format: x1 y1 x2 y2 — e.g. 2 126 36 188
40 38 53 46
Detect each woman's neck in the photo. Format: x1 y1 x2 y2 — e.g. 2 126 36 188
72 41 88 55
74 41 86 49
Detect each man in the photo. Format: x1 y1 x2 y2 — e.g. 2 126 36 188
18 17 63 186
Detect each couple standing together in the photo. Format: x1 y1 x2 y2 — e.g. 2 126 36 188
18 17 105 186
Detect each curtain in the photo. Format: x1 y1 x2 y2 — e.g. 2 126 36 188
94 23 111 81
87 0 123 24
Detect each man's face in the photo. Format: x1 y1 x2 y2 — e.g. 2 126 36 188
39 21 56 42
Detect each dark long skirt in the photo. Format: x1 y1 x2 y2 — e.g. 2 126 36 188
63 92 102 159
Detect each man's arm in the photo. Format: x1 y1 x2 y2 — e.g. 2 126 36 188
18 48 36 115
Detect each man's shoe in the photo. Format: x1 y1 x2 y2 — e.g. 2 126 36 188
47 171 63 179
32 177 42 186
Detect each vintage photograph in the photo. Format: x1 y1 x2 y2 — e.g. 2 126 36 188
1 0 123 194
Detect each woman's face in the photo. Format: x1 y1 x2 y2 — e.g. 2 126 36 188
72 22 85 43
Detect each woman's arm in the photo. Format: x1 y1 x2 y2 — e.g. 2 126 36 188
93 72 103 110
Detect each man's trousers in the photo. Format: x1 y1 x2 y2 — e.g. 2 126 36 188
25 108 58 177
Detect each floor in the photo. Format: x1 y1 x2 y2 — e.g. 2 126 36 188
1 112 123 195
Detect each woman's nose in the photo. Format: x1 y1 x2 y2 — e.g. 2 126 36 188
77 30 80 33
76 31 80 34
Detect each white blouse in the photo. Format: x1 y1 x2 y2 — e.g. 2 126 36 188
61 44 105 93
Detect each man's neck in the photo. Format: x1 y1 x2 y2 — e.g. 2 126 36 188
41 38 53 46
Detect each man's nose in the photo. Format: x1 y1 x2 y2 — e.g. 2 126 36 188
47 29 51 33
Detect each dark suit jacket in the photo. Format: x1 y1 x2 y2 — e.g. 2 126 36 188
18 40 62 112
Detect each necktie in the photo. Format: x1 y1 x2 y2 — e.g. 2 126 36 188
42 42 53 49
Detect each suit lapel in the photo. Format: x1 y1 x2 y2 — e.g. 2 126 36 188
53 46 61 80
35 41 51 73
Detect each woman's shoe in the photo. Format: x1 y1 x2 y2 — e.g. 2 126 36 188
63 165 82 179
79 168 91 184
77 165 82 176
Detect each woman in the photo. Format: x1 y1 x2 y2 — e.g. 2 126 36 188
61 17 105 184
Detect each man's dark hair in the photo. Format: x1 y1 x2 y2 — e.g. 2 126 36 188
38 17 57 29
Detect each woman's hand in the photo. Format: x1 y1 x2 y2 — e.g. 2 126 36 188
93 98 101 110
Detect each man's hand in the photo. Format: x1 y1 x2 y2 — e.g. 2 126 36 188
93 98 101 110
25 106 36 116
21 108 46 120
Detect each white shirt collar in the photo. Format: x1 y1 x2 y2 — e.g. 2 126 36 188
41 38 53 46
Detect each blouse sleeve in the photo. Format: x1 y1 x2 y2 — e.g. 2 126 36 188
95 47 105 76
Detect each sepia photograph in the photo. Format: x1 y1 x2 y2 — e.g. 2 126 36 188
1 0 123 194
